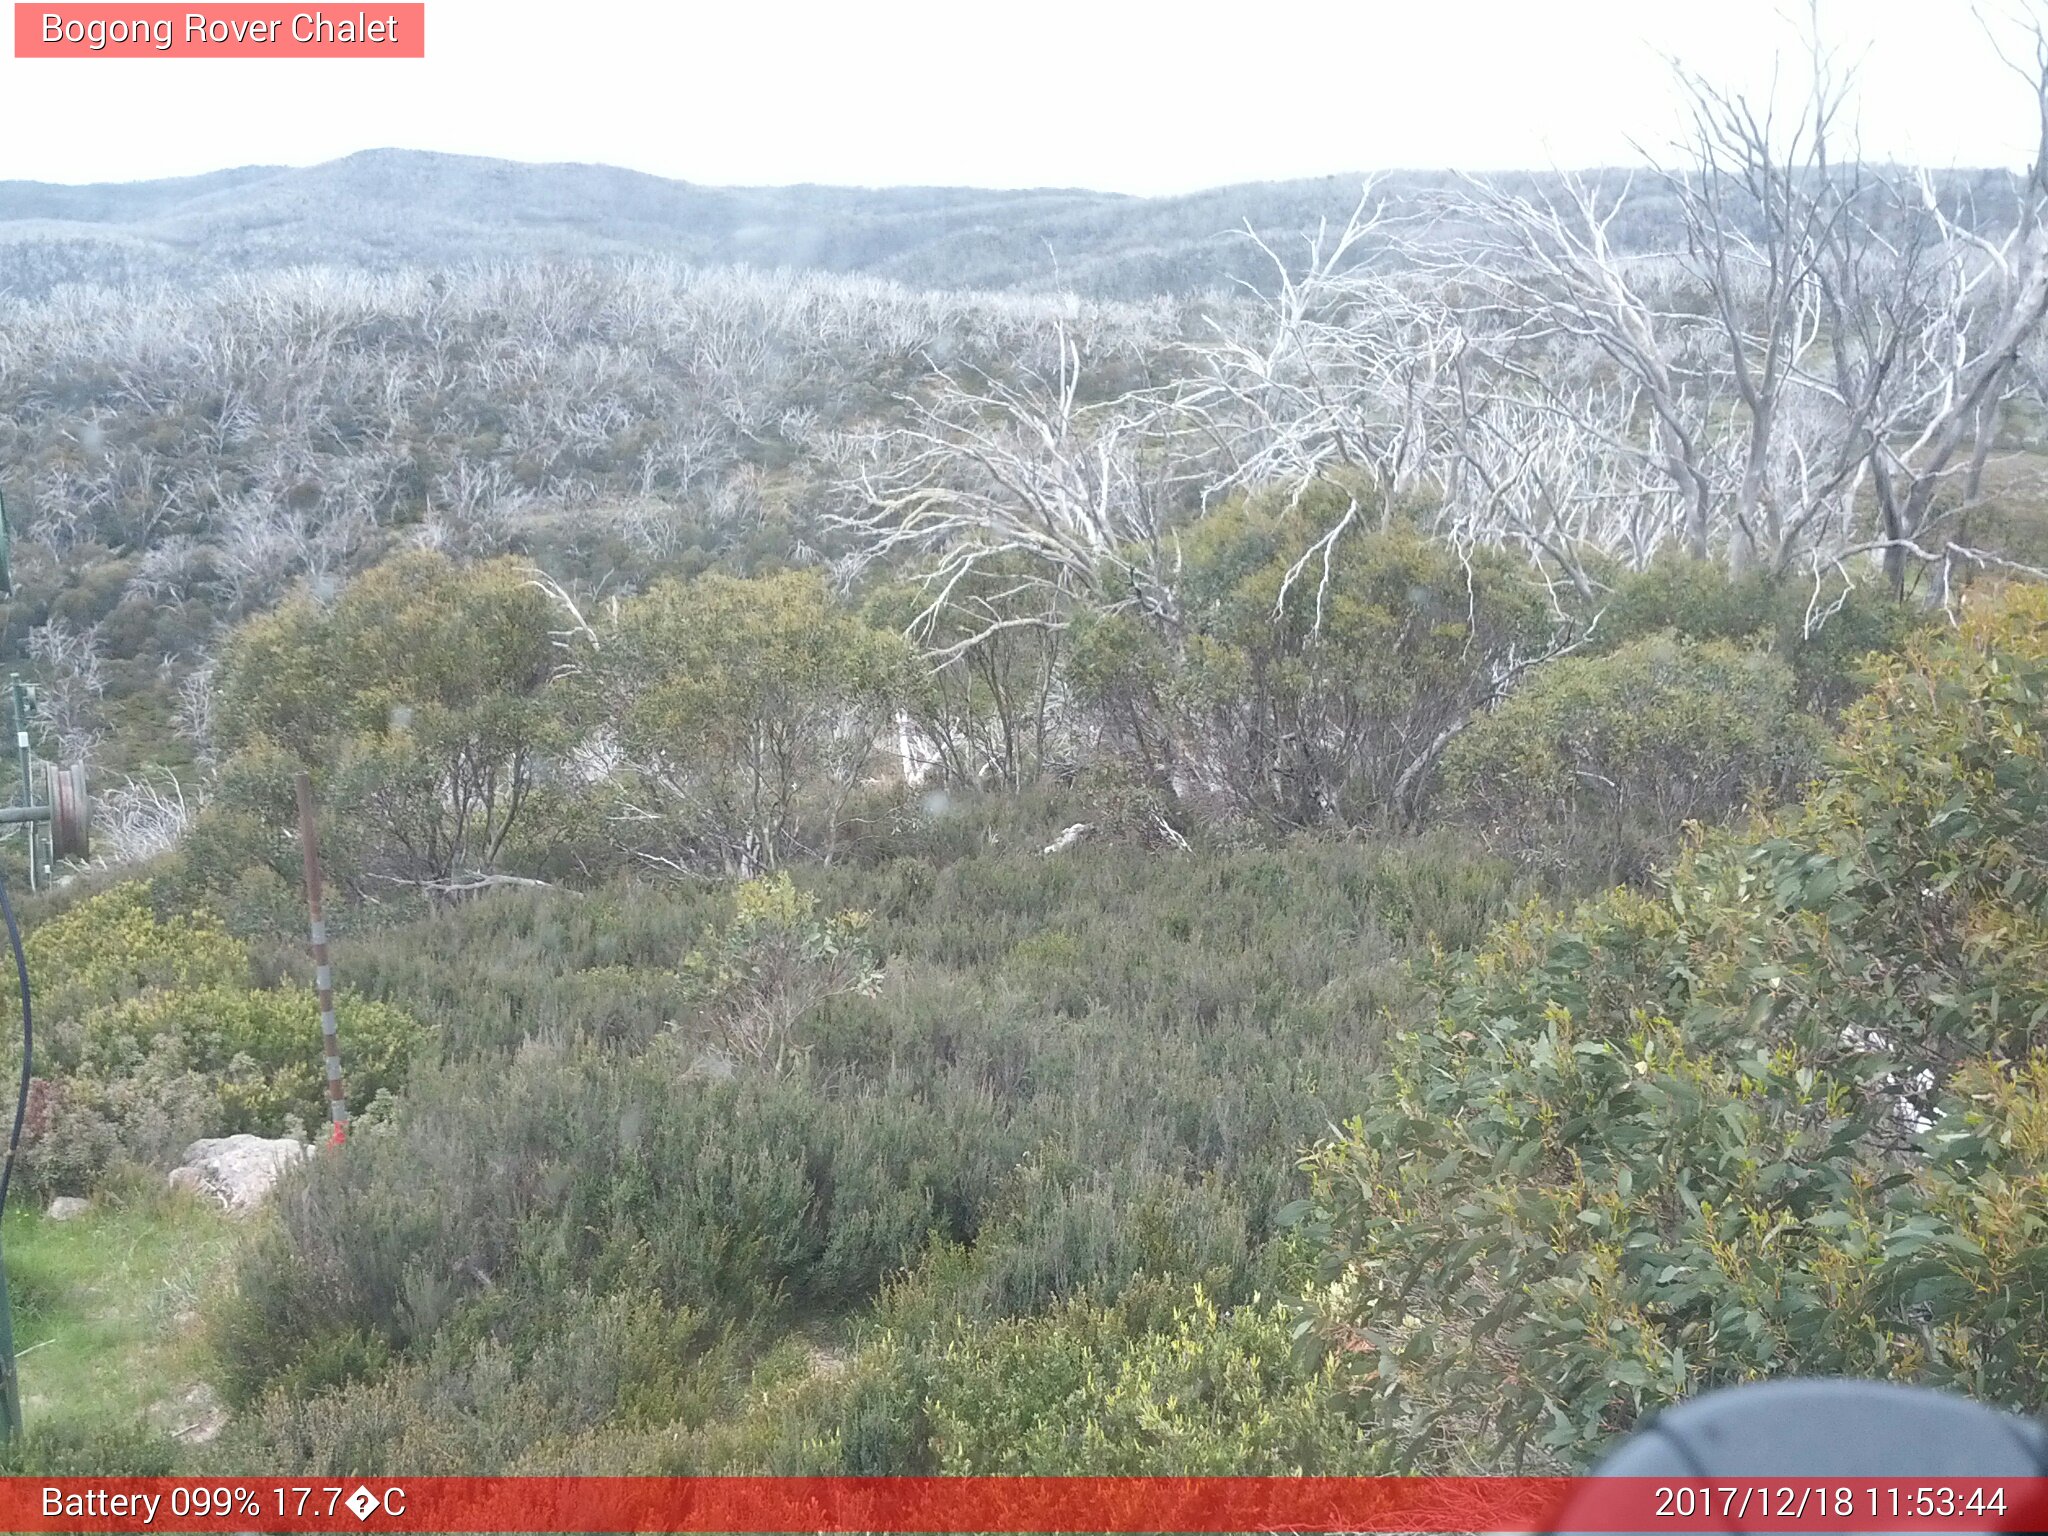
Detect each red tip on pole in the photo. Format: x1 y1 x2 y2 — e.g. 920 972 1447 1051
328 1121 348 1148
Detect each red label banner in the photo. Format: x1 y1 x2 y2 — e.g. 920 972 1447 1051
14 4 424 57
4 1476 2048 1532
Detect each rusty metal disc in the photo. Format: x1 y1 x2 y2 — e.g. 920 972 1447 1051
46 761 87 861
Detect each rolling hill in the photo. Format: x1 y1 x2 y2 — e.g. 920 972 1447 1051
0 148 1589 297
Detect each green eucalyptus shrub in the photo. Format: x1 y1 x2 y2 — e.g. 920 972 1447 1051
585 570 918 873
863 556 1069 792
212 551 570 890
1298 582 2048 1473
1442 634 1824 877
1595 558 1921 712
1068 475 1557 825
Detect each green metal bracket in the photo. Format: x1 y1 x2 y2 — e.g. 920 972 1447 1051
0 1256 20 1443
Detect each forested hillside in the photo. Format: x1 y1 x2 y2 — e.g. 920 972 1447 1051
1 24 2047 1479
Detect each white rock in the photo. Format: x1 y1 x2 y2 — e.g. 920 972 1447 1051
44 1196 89 1221
171 1134 313 1213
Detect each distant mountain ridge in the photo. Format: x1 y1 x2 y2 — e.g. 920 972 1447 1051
0 149 1206 296
0 148 1484 298
0 147 2024 299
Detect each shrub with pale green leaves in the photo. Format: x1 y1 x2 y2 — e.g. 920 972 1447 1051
81 984 424 1135
683 873 883 1072
866 1288 1382 1475
591 571 918 873
212 551 569 891
2 884 247 1040
7 882 426 1197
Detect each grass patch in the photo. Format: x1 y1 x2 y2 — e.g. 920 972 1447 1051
3 1182 238 1443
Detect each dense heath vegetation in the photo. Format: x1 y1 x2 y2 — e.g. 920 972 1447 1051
3 515 2042 1476
6 25 2048 1478
11 564 2044 1477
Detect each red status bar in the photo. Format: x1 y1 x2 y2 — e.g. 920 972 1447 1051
10 1475 2048 1533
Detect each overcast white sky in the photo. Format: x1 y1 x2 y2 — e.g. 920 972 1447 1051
2 0 2044 193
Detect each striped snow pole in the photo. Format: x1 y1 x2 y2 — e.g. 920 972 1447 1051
294 771 349 1141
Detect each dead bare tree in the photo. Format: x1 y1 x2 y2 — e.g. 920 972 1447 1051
1428 10 2048 592
835 328 1196 654
1816 153 2048 591
25 618 106 764
94 771 197 865
1177 185 1463 504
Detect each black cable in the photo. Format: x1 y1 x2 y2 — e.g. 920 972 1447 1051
0 876 29 1216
